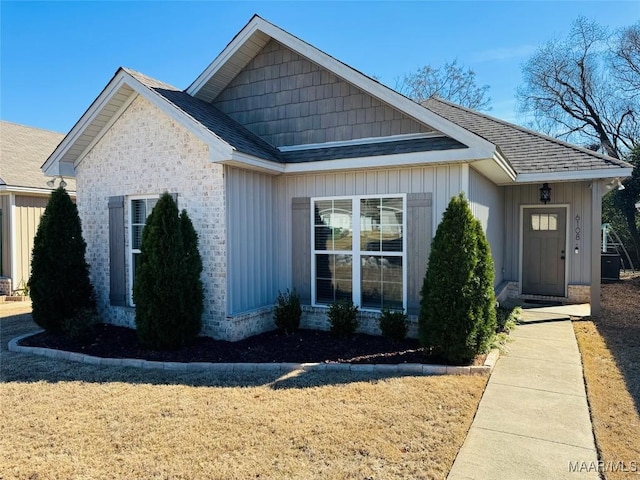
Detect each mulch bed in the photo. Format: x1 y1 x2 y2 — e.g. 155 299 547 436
20 324 469 365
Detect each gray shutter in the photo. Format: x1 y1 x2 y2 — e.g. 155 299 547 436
292 197 311 305
108 196 127 306
406 193 432 315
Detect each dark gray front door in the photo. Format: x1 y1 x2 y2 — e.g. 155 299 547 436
522 207 567 296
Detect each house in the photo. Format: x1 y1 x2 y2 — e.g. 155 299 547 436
1 121 74 296
42 16 632 341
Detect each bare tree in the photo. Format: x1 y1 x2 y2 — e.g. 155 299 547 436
612 22 640 96
517 17 639 159
397 60 491 111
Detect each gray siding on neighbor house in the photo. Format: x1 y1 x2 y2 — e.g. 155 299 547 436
469 168 504 286
1 195 11 277
13 199 47 288
213 40 433 147
226 167 279 315
503 181 593 285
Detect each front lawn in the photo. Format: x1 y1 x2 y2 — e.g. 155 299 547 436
1 309 486 480
573 274 640 480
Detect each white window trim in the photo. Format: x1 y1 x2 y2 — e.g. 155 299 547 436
310 194 407 312
128 194 160 306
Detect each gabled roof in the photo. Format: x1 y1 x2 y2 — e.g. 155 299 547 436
187 15 497 158
423 98 633 182
0 121 75 193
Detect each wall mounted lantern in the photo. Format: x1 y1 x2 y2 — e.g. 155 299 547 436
539 183 552 204
46 176 67 189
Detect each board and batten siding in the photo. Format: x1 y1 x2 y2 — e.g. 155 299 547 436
0 195 12 278
225 167 279 315
469 168 505 286
213 40 433 147
275 164 466 300
503 181 593 285
12 195 49 288
225 164 465 314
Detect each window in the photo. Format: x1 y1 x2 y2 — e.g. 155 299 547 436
129 196 158 304
312 195 405 310
531 213 558 231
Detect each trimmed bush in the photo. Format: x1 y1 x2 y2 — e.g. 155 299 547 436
274 289 302 334
63 308 100 342
328 300 359 337
419 193 497 364
379 309 408 342
30 186 95 332
133 193 203 349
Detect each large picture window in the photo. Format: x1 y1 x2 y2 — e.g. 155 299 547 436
312 195 405 311
129 196 158 304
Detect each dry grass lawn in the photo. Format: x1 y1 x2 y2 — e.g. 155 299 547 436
574 274 640 480
0 306 486 480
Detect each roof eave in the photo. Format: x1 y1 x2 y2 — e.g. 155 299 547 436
513 167 634 185
43 69 235 178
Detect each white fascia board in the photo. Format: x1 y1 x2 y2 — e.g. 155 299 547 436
42 73 133 177
45 69 235 178
123 73 234 160
73 92 137 169
221 152 285 175
281 147 489 174
0 185 76 196
187 20 264 96
516 168 633 184
187 17 496 154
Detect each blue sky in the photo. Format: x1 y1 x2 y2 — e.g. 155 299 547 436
1 1 639 134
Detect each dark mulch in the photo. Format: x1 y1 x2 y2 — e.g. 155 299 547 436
20 324 465 365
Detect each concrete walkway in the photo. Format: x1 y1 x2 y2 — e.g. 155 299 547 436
448 307 599 480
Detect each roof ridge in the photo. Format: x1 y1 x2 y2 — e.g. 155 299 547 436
0 119 64 135
424 97 627 166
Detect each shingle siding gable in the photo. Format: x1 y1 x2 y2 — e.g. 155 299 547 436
213 40 433 147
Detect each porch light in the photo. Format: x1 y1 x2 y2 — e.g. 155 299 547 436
539 183 552 204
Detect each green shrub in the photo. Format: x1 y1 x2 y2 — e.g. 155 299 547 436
496 305 521 333
63 308 100 342
328 300 359 337
133 193 203 350
379 309 408 342
273 289 302 334
419 193 497 364
30 186 95 332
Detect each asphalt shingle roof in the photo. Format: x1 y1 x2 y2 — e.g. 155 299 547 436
0 121 75 190
125 69 282 162
126 69 470 165
281 136 467 163
422 97 631 174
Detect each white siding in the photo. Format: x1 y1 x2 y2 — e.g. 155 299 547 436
13 203 46 289
469 168 505 286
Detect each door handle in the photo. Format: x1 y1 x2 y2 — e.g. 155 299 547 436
561 250 566 260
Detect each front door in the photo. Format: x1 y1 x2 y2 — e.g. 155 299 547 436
522 207 567 296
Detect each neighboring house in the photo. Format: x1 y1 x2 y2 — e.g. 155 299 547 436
0 121 74 295
43 16 632 341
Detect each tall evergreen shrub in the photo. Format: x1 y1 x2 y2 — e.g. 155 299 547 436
30 186 95 332
133 193 203 349
419 193 496 363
